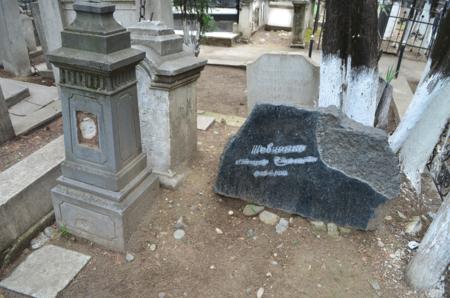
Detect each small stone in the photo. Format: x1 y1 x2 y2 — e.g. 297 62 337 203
377 239 385 248
397 211 407 220
384 215 392 221
31 232 50 250
175 216 186 229
246 229 256 239
270 260 278 266
210 265 216 270
407 241 420 250
259 211 280 225
257 287 264 298
228 210 234 216
243 204 265 217
275 218 289 234
266 272 272 277
43 226 58 239
149 244 157 251
338 227 351 234
405 216 422 236
327 223 339 237
174 229 186 240
369 279 381 291
216 228 224 235
310 220 327 232
125 253 135 262
158 292 166 298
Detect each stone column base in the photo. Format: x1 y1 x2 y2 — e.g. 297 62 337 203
51 170 159 252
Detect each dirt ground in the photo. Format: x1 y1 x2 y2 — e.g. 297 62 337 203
0 65 447 298
197 66 248 118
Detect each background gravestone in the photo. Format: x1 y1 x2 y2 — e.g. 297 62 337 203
0 0 31 76
247 53 320 112
215 104 400 230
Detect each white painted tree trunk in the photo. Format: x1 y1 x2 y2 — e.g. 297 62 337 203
389 73 450 192
318 54 344 108
343 65 379 126
406 195 450 289
319 0 379 127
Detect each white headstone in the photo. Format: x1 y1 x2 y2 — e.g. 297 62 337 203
247 53 320 111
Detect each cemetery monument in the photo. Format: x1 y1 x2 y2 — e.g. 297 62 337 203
49 1 159 252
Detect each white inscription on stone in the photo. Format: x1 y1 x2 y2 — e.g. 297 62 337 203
235 159 270 166
253 170 289 178
79 117 97 140
251 143 306 155
274 156 318 166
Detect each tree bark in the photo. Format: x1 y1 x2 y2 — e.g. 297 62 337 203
319 0 379 126
406 195 450 289
0 86 15 145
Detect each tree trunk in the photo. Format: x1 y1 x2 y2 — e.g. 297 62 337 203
319 0 351 108
0 86 15 145
319 0 379 126
389 8 450 192
343 0 379 126
406 194 450 289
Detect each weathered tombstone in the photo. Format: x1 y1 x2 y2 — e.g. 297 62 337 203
0 0 32 76
0 85 15 145
247 53 319 111
291 0 309 48
238 0 253 41
31 2 52 70
49 1 160 252
38 0 65 82
215 104 400 230
129 21 207 189
19 14 38 52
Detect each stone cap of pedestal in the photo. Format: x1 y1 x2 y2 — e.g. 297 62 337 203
48 47 145 74
61 1 131 54
128 21 184 56
129 21 207 88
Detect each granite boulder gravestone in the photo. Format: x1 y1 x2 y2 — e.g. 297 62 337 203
214 104 400 230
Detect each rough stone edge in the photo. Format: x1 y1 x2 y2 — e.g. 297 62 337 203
1 211 55 269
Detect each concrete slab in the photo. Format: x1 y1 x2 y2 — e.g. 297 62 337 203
197 115 215 130
0 245 90 298
1 79 61 135
10 100 61 136
0 137 64 253
0 79 30 108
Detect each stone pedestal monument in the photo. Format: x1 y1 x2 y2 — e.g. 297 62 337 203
49 1 159 252
238 0 253 41
291 0 309 48
128 21 206 189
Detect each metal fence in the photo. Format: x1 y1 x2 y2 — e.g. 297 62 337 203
378 1 444 59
